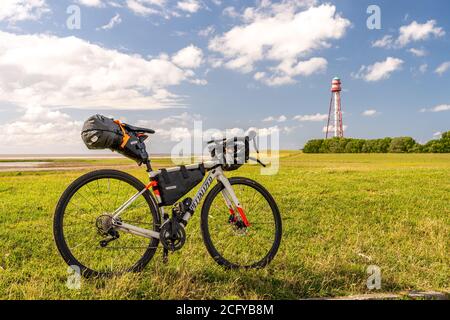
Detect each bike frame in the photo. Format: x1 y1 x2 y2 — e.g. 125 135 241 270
110 160 249 240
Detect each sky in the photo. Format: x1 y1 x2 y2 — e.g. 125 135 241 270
0 0 449 154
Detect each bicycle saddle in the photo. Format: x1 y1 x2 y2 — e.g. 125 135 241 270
123 123 155 134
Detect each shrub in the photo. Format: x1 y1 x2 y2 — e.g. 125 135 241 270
388 137 417 153
303 139 323 153
318 138 350 153
302 133 449 153
344 139 365 153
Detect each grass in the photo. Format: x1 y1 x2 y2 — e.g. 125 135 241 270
0 152 448 299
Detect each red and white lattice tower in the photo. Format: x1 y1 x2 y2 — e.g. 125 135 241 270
325 77 344 138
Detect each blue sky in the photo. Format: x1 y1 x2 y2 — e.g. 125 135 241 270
0 0 449 154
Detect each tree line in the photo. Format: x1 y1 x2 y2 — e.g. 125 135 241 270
303 131 450 153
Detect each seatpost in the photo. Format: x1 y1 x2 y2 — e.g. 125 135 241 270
145 160 153 172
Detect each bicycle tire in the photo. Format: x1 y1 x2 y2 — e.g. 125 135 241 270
53 169 161 278
201 177 282 269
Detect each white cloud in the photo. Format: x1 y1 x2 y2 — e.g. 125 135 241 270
419 64 428 74
263 115 287 123
408 48 427 57
0 105 83 152
255 57 328 86
397 20 445 47
108 1 123 8
136 112 204 142
126 0 166 16
172 45 204 69
125 0 204 17
258 75 296 87
420 104 450 113
372 35 394 48
0 31 205 110
352 57 404 82
293 113 328 122
177 0 201 13
276 57 328 77
222 6 239 18
362 109 378 117
0 0 50 23
434 61 450 75
198 25 215 37
97 13 122 30
209 3 350 85
77 0 104 7
433 131 442 137
372 20 445 49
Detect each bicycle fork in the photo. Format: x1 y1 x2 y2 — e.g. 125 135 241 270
216 173 251 227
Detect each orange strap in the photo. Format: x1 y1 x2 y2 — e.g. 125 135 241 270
114 120 130 149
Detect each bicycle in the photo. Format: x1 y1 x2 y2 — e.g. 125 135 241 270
54 115 282 277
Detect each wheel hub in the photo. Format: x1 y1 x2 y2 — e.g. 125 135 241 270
96 214 114 236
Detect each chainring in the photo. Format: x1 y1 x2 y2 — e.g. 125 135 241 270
160 221 186 252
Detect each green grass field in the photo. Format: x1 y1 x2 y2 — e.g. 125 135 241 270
0 152 448 299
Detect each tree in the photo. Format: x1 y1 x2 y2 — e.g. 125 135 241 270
303 139 323 153
302 132 449 154
345 139 365 153
388 137 417 153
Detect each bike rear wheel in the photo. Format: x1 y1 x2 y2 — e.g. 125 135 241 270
53 169 160 278
201 177 282 268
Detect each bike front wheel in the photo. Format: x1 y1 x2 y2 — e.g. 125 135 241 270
201 177 282 268
53 169 161 278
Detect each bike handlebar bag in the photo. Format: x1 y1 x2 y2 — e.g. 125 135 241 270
156 165 205 206
209 137 249 171
81 114 149 165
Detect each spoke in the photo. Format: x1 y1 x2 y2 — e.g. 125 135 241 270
113 179 121 210
247 195 265 218
245 188 258 212
65 227 95 238
71 237 96 249
206 183 278 266
75 190 100 213
66 206 96 225
86 182 108 214
247 222 274 225
63 176 161 274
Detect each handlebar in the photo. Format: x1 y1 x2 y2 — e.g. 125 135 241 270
207 130 266 168
207 130 257 145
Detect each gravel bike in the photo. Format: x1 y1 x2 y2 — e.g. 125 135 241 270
54 116 282 277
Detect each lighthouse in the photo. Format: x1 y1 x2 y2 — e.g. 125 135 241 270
325 77 344 138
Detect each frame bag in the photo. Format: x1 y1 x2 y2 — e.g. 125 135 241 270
81 114 149 165
156 165 205 206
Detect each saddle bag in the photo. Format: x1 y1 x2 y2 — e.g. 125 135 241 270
81 114 149 165
156 165 205 206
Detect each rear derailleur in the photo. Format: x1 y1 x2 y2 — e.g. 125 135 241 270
160 198 193 261
96 214 120 247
